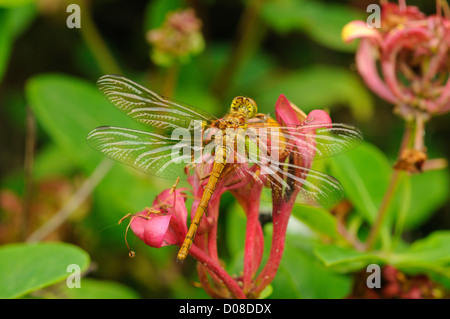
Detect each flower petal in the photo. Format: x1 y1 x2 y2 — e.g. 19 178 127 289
130 212 173 247
341 21 382 44
304 109 332 126
381 27 431 102
356 39 398 104
154 188 189 234
295 110 332 169
275 94 302 125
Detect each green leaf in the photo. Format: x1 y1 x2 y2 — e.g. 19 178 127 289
58 278 140 299
291 205 340 239
259 284 273 299
297 1 364 52
225 200 248 259
328 141 392 223
393 231 450 277
0 242 90 299
315 231 450 279
252 65 374 122
274 243 352 298
26 73 142 172
32 143 77 180
261 0 305 33
261 0 364 52
314 244 385 272
269 266 302 298
92 164 163 236
404 169 450 230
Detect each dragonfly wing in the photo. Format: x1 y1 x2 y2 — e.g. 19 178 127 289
87 126 195 180
222 160 343 207
248 122 363 161
97 74 217 130
285 123 363 160
265 163 344 206
236 161 343 207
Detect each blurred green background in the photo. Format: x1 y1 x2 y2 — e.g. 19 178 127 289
0 0 449 299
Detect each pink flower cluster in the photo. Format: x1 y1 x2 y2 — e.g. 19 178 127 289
342 1 450 119
146 9 205 66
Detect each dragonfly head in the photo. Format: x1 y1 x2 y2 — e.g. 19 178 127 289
230 96 258 119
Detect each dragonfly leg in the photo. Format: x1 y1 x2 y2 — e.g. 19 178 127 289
224 179 242 188
200 172 212 180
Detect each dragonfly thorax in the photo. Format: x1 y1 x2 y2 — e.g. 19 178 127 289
219 113 247 129
230 96 258 119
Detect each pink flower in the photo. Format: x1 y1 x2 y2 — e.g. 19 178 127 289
342 1 450 118
130 188 188 248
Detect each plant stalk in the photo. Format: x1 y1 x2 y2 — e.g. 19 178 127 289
365 122 413 250
190 244 246 299
22 107 36 240
26 159 113 242
77 0 122 74
211 0 265 98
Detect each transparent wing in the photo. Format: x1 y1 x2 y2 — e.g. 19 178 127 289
97 74 217 130
263 162 344 206
230 160 344 207
247 121 363 162
224 121 361 206
87 126 195 180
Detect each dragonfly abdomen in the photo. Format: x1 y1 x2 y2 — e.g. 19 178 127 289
177 148 228 262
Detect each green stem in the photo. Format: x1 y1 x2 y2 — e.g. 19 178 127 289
392 173 411 250
364 123 412 250
211 0 265 98
365 170 401 250
22 107 36 240
27 159 113 242
161 63 179 97
77 0 122 74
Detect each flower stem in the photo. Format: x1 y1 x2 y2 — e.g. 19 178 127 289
26 159 113 242
250 201 292 297
211 0 265 98
365 169 401 250
206 197 220 263
243 201 263 294
190 244 246 299
77 0 122 74
161 63 180 97
334 201 365 250
196 263 228 299
422 158 448 171
391 173 411 250
364 123 412 250
22 107 36 240
413 113 426 151
437 0 450 18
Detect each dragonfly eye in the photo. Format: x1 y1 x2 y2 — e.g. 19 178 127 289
230 96 258 119
246 97 258 118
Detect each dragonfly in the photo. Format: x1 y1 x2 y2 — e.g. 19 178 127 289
87 74 363 262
